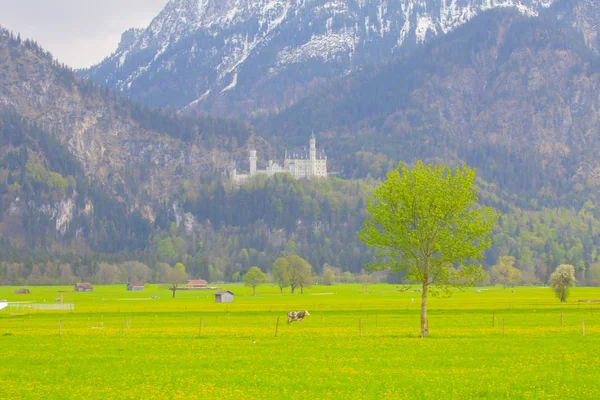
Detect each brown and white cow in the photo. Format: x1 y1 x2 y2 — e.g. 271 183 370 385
287 310 310 324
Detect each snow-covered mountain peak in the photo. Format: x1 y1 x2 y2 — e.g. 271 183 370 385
84 0 559 115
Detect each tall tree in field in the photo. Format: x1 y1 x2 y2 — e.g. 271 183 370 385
243 266 268 296
322 266 336 286
287 255 312 294
549 264 576 302
272 257 290 293
490 256 522 288
359 162 497 337
167 264 188 298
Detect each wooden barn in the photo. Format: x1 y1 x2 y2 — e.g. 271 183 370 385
187 279 208 290
127 282 145 291
75 283 93 292
215 290 234 303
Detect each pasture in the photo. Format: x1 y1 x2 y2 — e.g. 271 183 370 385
0 284 599 399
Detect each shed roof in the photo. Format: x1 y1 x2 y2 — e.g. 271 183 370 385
215 290 234 296
188 280 208 285
76 283 92 288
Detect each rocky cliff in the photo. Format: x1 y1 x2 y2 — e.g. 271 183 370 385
0 29 256 206
0 28 257 250
266 4 600 201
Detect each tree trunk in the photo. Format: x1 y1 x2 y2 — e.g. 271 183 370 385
301 285 304 294
279 286 283 294
172 289 176 299
253 286 256 296
291 285 295 294
421 283 428 337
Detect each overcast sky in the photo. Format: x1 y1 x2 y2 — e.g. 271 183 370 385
2 0 169 69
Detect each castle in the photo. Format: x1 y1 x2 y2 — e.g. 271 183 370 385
231 134 327 183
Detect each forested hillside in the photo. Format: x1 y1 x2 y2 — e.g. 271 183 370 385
0 27 255 203
267 5 600 205
3 162 600 288
4 4 600 288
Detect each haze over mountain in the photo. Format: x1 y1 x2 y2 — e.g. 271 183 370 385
83 0 555 117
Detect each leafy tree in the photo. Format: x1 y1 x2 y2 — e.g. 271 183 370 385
243 266 268 296
174 263 186 273
322 266 335 286
272 258 290 293
549 264 576 302
166 265 188 298
286 255 312 294
158 238 176 262
122 261 152 283
490 256 522 288
359 162 497 337
359 272 372 293
238 248 250 270
586 263 600 287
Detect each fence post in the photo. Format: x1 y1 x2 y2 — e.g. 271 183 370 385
359 318 363 336
275 316 280 337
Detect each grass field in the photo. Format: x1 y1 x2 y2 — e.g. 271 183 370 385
1 284 600 399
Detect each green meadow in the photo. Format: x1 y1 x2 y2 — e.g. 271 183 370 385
1 284 600 399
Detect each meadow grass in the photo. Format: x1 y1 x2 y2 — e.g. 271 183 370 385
1 284 600 399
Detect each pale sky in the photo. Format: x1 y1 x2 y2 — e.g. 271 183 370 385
1 0 169 69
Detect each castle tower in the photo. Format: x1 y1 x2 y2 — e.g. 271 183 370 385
309 133 317 177
249 150 257 176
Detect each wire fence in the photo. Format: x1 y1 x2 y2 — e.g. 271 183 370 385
7 303 74 311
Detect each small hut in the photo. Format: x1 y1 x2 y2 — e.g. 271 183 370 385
127 282 145 291
215 290 234 303
75 283 93 292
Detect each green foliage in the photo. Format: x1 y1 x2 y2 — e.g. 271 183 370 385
243 266 268 296
286 255 313 294
549 264 576 302
322 267 336 286
490 256 522 288
174 263 186 273
271 258 290 293
360 162 498 336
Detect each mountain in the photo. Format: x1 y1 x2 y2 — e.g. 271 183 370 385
555 0 600 54
0 28 256 253
4 7 600 286
82 0 555 117
265 2 600 206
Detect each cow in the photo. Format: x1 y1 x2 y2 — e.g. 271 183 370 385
287 310 310 325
